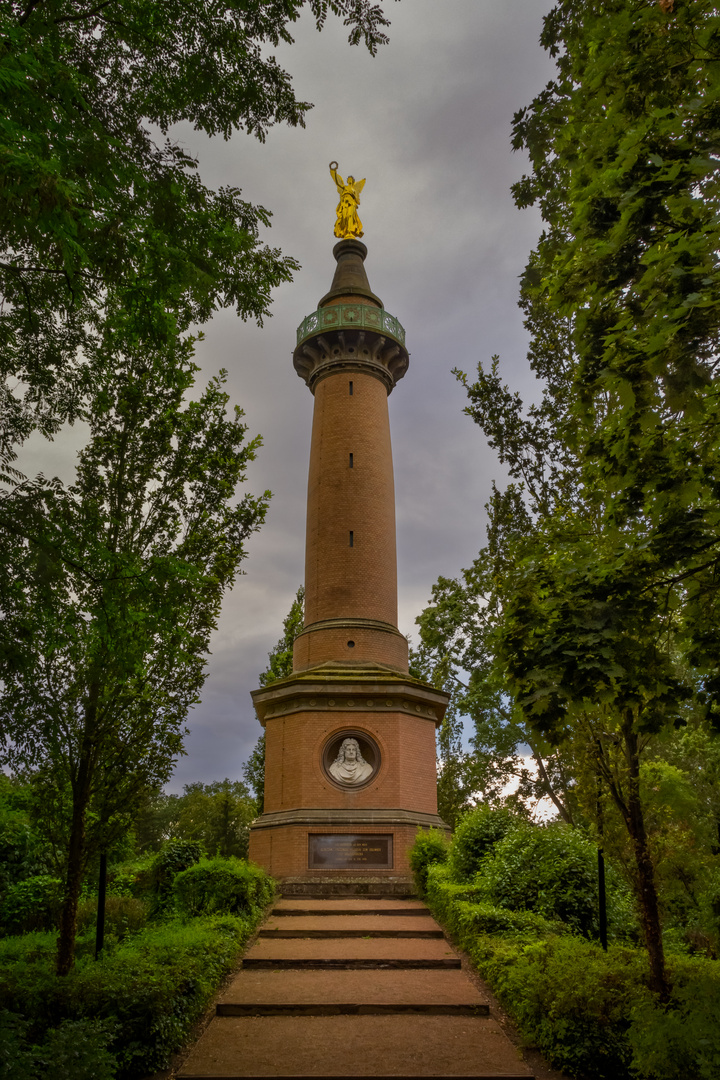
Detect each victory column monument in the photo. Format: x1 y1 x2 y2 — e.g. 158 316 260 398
248 167 450 892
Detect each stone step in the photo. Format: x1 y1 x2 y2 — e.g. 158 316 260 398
243 936 461 969
217 968 489 1017
260 914 443 938
273 898 429 917
280 876 415 898
177 1015 533 1077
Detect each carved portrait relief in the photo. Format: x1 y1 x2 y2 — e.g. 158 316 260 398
323 731 380 789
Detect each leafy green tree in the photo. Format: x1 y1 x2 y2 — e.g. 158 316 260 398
440 0 720 999
242 735 267 818
422 248 704 994
243 586 305 813
0 325 267 974
258 586 305 688
487 0 720 999
416 305 583 826
408 643 482 829
172 780 257 860
0 0 392 468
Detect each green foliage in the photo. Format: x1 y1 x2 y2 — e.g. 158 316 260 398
0 912 264 1078
150 840 203 913
242 735 266 816
0 1012 117 1080
425 867 720 1080
76 897 149 942
628 957 720 1080
169 780 257 860
479 822 635 941
448 805 519 881
415 548 577 824
105 854 155 900
0 0 391 462
0 779 51 893
426 870 564 941
408 829 449 895
173 857 275 919
258 586 305 687
243 585 305 815
134 779 257 857
0 876 63 936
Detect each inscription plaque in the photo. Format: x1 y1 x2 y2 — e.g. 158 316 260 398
308 833 393 870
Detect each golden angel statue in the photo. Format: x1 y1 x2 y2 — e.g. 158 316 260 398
329 162 365 239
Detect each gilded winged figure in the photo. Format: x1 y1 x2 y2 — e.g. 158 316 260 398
329 162 365 239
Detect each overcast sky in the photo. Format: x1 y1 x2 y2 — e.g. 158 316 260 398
21 1 557 791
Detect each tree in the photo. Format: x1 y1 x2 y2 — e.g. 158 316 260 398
258 586 305 688
171 780 257 860
0 0 393 467
243 586 305 814
421 242 701 994
0 321 267 974
416 298 585 828
455 0 720 999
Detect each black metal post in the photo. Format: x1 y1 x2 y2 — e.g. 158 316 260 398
95 851 107 960
598 845 608 950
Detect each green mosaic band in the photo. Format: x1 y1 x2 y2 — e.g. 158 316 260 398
297 304 406 348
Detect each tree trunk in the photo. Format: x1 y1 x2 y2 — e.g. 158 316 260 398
622 713 668 1000
56 780 89 975
56 686 99 976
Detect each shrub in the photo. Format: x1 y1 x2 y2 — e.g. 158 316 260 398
105 854 155 900
424 865 720 1080
425 865 495 922
426 866 566 941
408 828 449 894
173 857 275 918
76 897 149 940
479 821 636 940
0 914 262 1078
449 898 563 941
150 839 203 912
0 876 63 936
0 1011 117 1080
448 805 519 881
628 956 720 1080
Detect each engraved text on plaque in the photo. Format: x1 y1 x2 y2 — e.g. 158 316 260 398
308 834 393 869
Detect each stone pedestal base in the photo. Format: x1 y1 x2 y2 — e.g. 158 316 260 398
248 663 450 883
248 811 448 882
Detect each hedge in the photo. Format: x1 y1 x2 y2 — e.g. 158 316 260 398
424 865 720 1080
0 911 268 1078
173 857 275 918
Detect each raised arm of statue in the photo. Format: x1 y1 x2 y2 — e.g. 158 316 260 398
329 162 344 195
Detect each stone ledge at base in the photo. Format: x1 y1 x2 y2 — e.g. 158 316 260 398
280 876 416 898
250 808 449 831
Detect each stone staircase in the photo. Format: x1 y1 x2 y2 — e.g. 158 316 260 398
178 897 533 1078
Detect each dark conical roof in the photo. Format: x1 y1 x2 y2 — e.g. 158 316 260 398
318 238 383 309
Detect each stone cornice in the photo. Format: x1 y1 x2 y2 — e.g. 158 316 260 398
249 808 449 831
251 662 449 727
294 616 407 643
